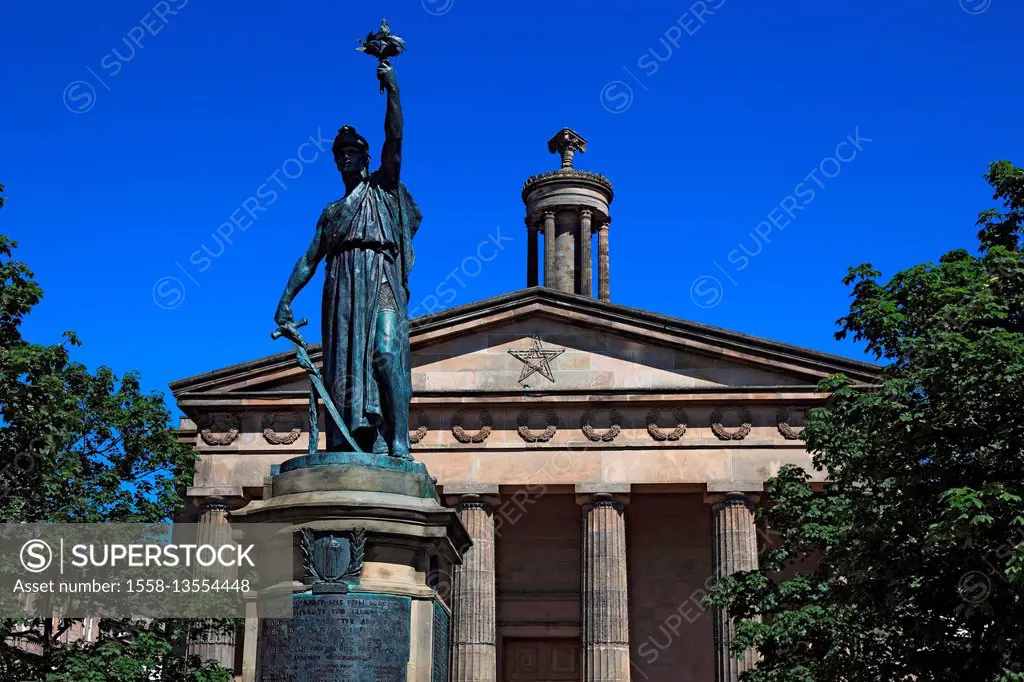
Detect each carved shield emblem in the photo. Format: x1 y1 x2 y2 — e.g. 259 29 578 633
313 534 351 583
298 527 366 588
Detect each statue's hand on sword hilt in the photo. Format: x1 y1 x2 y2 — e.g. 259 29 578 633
272 318 319 375
272 318 310 348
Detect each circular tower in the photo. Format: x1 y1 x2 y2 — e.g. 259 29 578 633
522 128 615 300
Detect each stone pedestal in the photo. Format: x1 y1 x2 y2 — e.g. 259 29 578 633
231 453 469 682
578 493 631 682
708 492 760 682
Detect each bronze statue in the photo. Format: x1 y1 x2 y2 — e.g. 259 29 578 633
274 21 419 459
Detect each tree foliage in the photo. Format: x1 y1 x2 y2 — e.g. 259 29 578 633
0 186 232 680
707 161 1024 681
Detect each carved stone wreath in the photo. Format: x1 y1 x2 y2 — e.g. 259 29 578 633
261 412 302 445
409 409 429 444
580 408 623 442
710 408 753 441
199 413 240 446
646 407 688 441
776 407 806 440
451 409 493 444
516 409 558 443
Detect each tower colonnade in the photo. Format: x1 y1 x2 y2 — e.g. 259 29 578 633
523 128 614 302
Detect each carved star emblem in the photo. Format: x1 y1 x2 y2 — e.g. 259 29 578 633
507 336 565 385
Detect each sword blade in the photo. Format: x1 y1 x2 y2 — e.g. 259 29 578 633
282 337 365 454
306 371 364 454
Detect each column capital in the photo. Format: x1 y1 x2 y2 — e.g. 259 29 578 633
548 127 588 169
575 491 629 512
448 493 499 513
542 210 557 220
187 486 247 511
705 492 761 514
704 490 761 510
579 208 593 220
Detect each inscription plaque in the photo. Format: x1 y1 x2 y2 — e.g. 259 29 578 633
259 592 411 682
432 599 450 682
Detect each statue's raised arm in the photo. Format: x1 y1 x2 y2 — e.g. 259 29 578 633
377 62 401 188
356 19 406 190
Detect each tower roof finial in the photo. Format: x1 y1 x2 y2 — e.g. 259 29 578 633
547 128 588 169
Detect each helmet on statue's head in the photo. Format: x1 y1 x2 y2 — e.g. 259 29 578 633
333 126 370 175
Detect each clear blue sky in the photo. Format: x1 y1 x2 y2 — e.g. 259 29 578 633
2 0 1022 414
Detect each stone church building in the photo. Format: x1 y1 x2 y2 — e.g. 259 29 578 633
170 129 878 682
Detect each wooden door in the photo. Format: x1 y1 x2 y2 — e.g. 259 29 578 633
503 638 580 681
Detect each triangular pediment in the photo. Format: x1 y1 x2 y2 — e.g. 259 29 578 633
413 314 803 392
170 288 878 406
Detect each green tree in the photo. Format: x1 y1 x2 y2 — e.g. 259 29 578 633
707 161 1024 682
0 186 233 681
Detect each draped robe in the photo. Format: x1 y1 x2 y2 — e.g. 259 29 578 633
318 169 421 451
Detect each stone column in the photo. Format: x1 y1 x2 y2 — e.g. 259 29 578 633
580 209 593 297
527 218 539 288
555 209 577 294
543 211 556 288
708 492 760 682
241 597 260 682
450 495 497 681
579 493 631 682
189 497 240 670
598 221 610 301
